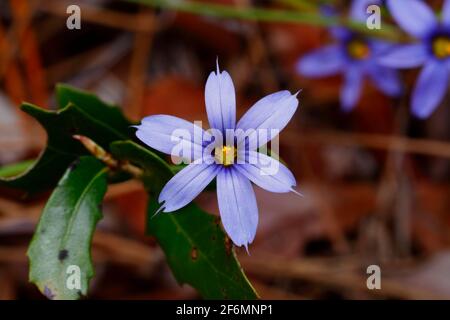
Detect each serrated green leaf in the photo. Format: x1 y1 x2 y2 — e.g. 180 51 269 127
28 156 108 300
110 141 258 299
0 86 132 195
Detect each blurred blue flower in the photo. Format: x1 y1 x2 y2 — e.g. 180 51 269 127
379 0 450 119
350 0 383 22
296 3 402 112
135 62 299 249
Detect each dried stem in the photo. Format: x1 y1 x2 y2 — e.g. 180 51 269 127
73 135 143 178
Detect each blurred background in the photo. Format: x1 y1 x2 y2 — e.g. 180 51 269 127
0 0 450 299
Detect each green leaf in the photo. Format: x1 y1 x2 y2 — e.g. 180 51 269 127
0 86 132 195
56 84 132 133
110 141 258 299
28 156 108 300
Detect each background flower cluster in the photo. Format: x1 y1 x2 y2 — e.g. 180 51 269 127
298 0 450 119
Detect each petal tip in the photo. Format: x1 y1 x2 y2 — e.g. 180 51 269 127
291 188 304 197
412 106 432 120
152 203 166 218
294 89 302 98
216 57 220 75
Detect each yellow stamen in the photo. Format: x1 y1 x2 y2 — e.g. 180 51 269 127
214 146 236 166
347 40 371 60
433 37 450 59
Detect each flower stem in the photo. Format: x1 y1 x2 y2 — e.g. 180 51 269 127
129 0 401 40
73 135 143 178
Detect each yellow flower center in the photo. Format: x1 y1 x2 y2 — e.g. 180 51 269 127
432 36 450 59
214 146 236 166
347 40 371 60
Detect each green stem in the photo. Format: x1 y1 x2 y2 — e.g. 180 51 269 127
277 0 318 11
129 0 401 40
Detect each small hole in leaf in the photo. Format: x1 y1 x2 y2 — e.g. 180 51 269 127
58 249 69 261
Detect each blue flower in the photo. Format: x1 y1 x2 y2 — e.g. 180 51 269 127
350 0 383 22
135 62 299 249
379 0 450 119
296 4 402 111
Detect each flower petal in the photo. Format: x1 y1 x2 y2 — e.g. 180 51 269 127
367 65 402 97
411 60 449 119
319 6 351 40
217 168 258 248
351 0 382 22
378 44 428 69
205 62 236 132
235 151 296 193
159 162 219 212
443 0 450 28
135 115 211 161
236 90 299 149
370 40 394 54
296 45 345 77
330 26 351 41
386 0 436 38
340 66 363 112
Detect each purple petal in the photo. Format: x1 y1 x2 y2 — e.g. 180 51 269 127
340 66 364 112
411 60 449 119
296 45 345 78
320 4 337 17
370 40 394 54
159 162 219 212
217 168 258 248
369 39 396 57
330 27 352 41
386 0 436 38
351 0 382 22
236 91 299 149
235 151 296 193
205 62 236 132
378 44 428 68
443 0 450 27
135 115 211 161
367 65 402 97
318 5 351 40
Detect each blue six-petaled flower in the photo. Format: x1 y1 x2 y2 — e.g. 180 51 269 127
135 62 300 249
296 4 402 112
378 0 450 119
